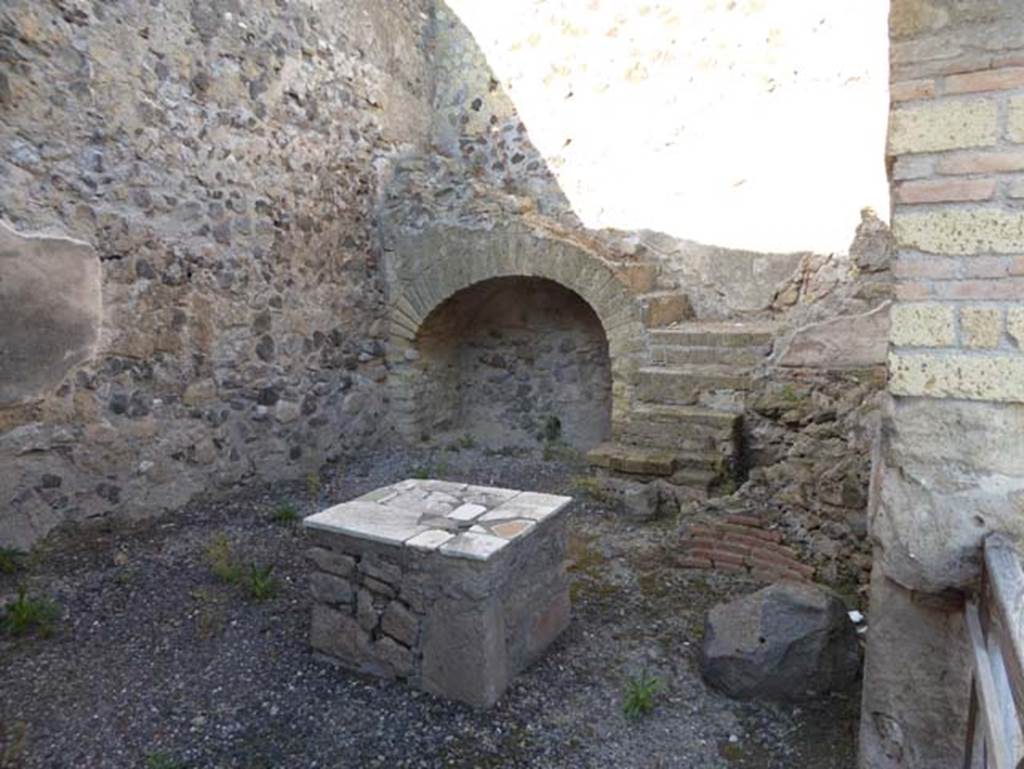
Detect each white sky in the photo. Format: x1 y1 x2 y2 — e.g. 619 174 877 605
446 0 891 254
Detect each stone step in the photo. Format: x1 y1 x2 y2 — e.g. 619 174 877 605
649 322 777 349
586 442 676 476
669 467 719 495
650 344 770 367
675 449 728 472
597 464 721 504
636 366 754 405
624 402 740 430
586 442 724 477
613 404 739 452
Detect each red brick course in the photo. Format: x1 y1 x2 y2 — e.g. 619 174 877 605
895 282 933 300
937 150 1024 175
895 178 996 204
894 255 959 280
937 278 1024 300
678 515 815 583
890 78 936 102
960 256 1024 278
717 521 783 543
896 278 1024 301
944 67 1024 94
724 513 763 528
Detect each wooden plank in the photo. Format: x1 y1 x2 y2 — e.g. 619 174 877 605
965 677 979 769
985 534 1024 724
988 629 1024 766
967 600 1014 769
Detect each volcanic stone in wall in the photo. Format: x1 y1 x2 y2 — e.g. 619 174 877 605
0 222 101 407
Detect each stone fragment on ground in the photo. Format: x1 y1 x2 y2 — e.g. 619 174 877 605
700 581 860 701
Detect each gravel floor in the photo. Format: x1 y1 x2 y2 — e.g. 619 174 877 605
0 447 859 769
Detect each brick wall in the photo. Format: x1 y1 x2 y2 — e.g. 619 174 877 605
861 5 1024 766
889 59 1024 402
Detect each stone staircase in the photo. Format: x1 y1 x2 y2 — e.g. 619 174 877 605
587 321 777 500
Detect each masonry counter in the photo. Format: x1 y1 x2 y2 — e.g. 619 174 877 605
303 479 572 708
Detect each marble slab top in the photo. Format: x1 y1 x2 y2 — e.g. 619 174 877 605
303 479 572 560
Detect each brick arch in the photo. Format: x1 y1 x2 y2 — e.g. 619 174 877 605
384 226 647 440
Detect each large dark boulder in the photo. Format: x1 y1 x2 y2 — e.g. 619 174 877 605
700 581 860 701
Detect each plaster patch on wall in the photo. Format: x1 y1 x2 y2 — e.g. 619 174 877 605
0 221 102 407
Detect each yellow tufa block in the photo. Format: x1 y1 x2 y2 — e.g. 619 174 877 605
889 98 998 154
890 303 956 348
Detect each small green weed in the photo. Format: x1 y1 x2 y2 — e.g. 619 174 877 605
571 475 616 506
622 670 662 720
483 445 525 458
0 548 24 575
566 531 617 605
1 587 58 638
247 564 277 601
716 476 738 496
779 383 802 402
202 536 276 602
412 451 451 480
145 751 185 769
543 441 580 463
446 433 476 452
433 452 451 477
305 471 322 499
270 503 299 524
191 589 226 640
204 534 242 585
718 740 745 762
1 721 27 768
566 532 607 575
541 415 562 443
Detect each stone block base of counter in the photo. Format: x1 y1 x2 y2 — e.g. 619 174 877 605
303 479 572 708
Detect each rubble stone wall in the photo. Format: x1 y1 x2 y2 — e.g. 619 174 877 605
0 0 434 547
2 0 897 586
413 276 612 451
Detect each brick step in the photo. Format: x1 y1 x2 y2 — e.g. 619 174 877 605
636 366 754 405
613 404 740 452
650 344 770 367
586 442 724 477
677 515 815 582
649 322 777 348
